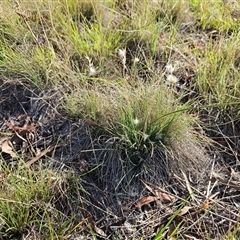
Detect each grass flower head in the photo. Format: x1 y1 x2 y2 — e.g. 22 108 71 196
133 118 139 125
165 63 175 74
166 74 179 85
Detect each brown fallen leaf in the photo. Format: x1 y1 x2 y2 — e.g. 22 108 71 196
132 196 158 209
178 206 192 217
1 140 17 158
178 201 210 219
5 119 36 132
92 223 107 237
141 180 176 203
156 192 175 203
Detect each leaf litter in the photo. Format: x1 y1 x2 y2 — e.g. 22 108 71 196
1 139 17 158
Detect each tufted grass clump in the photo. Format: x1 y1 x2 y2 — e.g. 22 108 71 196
109 84 192 166
195 32 240 107
189 0 240 31
0 160 81 239
65 79 195 167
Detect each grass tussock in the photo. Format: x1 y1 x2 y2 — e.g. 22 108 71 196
0 161 83 239
66 80 195 158
196 32 240 106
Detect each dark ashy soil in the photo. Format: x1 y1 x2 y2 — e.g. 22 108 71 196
1 78 240 239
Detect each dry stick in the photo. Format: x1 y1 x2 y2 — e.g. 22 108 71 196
180 170 195 201
206 158 217 198
25 146 54 168
177 175 240 219
25 143 67 168
173 170 239 235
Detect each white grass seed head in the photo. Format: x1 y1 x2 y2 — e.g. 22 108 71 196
89 66 97 76
118 48 126 59
166 74 179 85
133 57 140 64
133 118 139 125
165 63 175 74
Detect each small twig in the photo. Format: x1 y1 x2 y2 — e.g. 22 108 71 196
206 158 216 198
181 170 195 200
25 146 54 168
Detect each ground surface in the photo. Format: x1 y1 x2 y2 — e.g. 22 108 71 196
1 78 240 240
0 1 240 239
